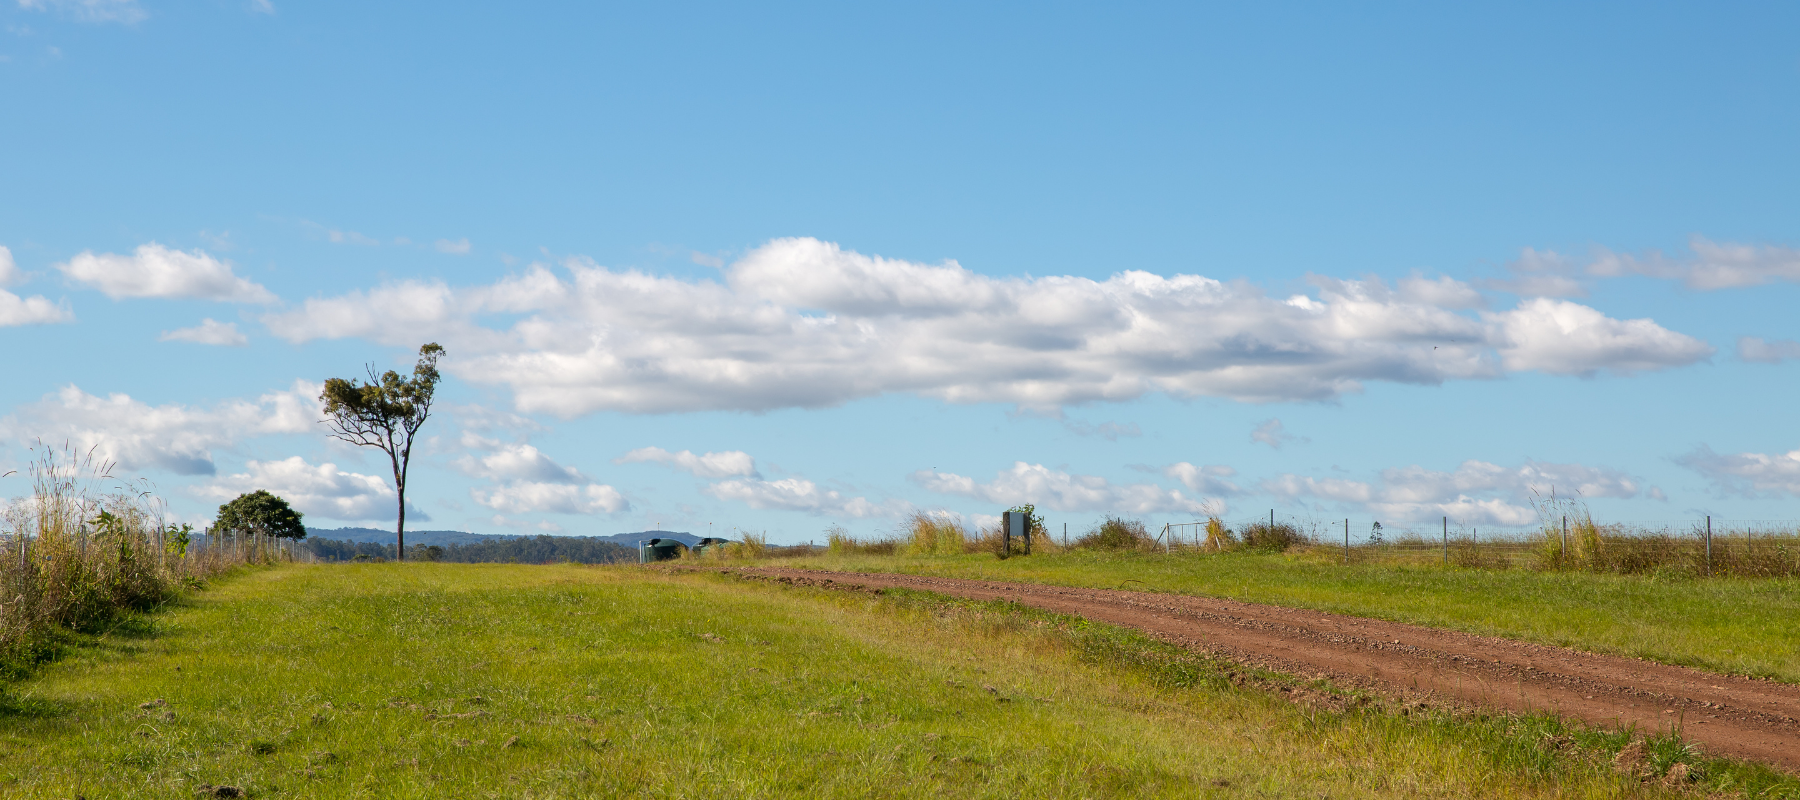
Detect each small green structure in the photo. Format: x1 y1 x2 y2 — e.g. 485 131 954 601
638 538 688 563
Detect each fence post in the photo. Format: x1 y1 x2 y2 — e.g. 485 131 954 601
1705 516 1712 577
1561 515 1568 561
1063 523 1067 549
1442 516 1448 566
1343 518 1349 564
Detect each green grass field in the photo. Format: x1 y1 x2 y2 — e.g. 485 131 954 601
5 563 1781 798
770 548 1800 683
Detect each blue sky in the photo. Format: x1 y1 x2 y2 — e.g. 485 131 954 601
2 1 1797 542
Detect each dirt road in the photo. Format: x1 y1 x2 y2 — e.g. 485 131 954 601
731 567 1800 772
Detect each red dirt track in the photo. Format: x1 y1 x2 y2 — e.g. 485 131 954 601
730 567 1800 772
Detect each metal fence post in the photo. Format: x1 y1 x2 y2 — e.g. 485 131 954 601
1705 515 1712 577
1343 518 1349 564
1561 515 1568 560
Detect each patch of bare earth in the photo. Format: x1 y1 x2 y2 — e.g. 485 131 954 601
721 567 1800 772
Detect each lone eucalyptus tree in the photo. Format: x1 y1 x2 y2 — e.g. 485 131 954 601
320 343 444 561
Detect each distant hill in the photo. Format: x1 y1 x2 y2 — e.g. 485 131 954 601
304 527 700 547
305 528 521 547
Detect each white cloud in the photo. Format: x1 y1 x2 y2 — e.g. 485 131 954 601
1677 445 1800 498
916 462 1216 515
58 243 277 303
1499 237 1800 294
703 475 897 518
1397 274 1486 309
1162 462 1240 496
615 446 759 478
1486 248 1592 298
159 318 248 346
471 481 627 515
0 244 74 326
1262 474 1373 503
197 456 400 522
1486 298 1713 376
454 442 585 484
0 245 21 287
17 0 145 24
435 238 472 255
1738 337 1800 364
1266 459 1641 525
261 238 1710 416
0 381 322 475
0 289 71 326
1250 418 1294 449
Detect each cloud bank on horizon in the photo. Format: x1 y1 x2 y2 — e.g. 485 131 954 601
0 234 1793 532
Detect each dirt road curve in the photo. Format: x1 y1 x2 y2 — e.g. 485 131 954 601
732 567 1800 771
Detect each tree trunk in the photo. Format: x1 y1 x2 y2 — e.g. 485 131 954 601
395 484 406 562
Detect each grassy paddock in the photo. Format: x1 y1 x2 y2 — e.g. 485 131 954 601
769 549 1800 683
5 563 1786 798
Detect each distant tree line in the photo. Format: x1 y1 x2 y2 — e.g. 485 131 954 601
304 535 634 565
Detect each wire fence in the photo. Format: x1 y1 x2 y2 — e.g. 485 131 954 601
1154 513 1800 578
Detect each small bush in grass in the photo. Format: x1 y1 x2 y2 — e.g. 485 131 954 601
1240 521 1305 552
1074 517 1154 551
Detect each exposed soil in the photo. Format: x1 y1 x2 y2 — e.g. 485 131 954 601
726 567 1800 772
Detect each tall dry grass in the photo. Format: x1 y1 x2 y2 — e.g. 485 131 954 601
0 445 301 665
903 512 968 556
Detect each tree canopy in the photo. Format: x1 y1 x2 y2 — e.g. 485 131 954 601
215 490 307 540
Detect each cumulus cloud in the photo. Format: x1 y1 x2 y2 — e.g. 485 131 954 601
616 446 760 478
1486 299 1712 376
17 0 145 24
703 475 897 518
0 382 322 475
0 289 71 326
159 318 248 346
196 456 401 521
58 243 277 303
455 442 586 483
449 437 627 515
1677 445 1800 498
610 444 885 517
1265 459 1641 525
471 481 627 515
1738 337 1800 364
261 238 1710 416
915 462 1217 515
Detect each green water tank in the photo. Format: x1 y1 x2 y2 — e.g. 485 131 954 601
638 538 688 563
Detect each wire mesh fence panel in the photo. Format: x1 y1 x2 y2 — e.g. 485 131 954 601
1136 515 1800 578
